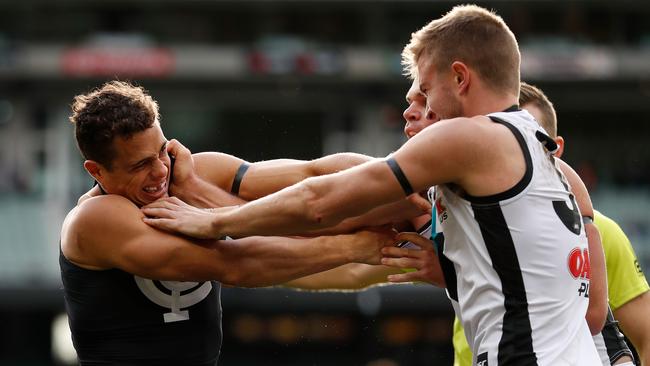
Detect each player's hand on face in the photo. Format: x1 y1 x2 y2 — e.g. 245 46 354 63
349 227 398 265
142 196 231 239
380 232 444 287
166 139 197 197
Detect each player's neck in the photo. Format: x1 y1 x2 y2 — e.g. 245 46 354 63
463 90 518 117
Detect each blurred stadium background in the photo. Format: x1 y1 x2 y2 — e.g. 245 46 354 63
0 0 649 365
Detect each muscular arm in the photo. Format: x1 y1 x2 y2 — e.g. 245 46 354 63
191 151 373 200
285 264 401 291
62 195 393 287
179 149 423 234
173 118 472 238
558 159 607 335
614 292 650 365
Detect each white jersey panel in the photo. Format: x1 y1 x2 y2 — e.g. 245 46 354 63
435 110 597 365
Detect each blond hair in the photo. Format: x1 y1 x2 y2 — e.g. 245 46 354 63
402 4 520 95
519 82 557 137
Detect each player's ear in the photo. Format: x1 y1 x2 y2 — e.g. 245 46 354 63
84 160 104 182
554 136 565 158
451 61 470 95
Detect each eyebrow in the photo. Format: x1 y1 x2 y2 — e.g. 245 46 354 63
128 141 168 169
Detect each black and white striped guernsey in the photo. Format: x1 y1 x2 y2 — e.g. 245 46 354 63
432 109 600 365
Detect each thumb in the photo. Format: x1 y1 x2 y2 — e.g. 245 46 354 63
407 193 432 214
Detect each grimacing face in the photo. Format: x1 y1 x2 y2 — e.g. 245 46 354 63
403 78 440 139
94 123 171 207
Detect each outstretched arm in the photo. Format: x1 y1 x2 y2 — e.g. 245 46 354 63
285 264 401 291
166 139 422 231
62 195 396 287
142 119 471 239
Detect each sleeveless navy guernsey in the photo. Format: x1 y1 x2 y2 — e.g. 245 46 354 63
60 251 222 365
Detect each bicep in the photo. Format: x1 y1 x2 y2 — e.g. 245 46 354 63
80 200 226 281
391 120 476 194
310 160 409 223
241 159 314 200
193 152 245 191
240 154 374 200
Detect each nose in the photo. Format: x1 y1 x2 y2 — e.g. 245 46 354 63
151 158 168 179
403 104 421 123
403 105 421 138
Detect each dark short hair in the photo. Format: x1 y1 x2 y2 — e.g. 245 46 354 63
69 81 160 169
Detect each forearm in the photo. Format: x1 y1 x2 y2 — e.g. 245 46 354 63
285 264 396 291
217 160 404 238
585 222 607 334
215 235 358 287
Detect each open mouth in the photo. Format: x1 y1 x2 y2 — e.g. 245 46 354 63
143 180 167 197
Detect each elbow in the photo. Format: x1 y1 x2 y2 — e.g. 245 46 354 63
219 266 271 288
585 306 607 335
299 179 340 228
220 270 254 288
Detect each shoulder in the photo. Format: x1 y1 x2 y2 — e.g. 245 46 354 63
413 116 497 151
64 195 141 237
61 195 141 269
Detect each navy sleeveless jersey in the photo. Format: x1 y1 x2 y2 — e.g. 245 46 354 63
60 251 222 365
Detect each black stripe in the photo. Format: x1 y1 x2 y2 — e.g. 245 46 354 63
386 157 414 196
231 162 250 195
434 233 459 302
464 116 533 205
473 204 537 365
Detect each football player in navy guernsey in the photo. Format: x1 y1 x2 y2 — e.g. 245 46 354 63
143 5 607 365
60 80 426 365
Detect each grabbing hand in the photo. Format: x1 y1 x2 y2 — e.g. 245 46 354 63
348 227 398 265
166 139 197 198
380 232 445 287
407 191 432 215
142 196 233 239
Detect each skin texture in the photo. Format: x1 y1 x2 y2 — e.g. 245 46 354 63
62 125 402 288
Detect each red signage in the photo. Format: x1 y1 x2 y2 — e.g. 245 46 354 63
62 48 175 77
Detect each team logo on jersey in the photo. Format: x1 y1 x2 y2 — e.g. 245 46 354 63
134 276 212 323
567 247 591 280
567 247 590 298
